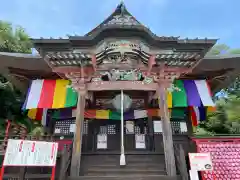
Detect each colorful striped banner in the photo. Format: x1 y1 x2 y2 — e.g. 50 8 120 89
23 80 77 109
28 107 209 127
24 79 215 110
27 108 43 120
194 80 215 106
172 80 188 107
27 108 48 125
169 79 214 107
183 80 202 106
51 108 180 120
189 106 207 126
189 105 217 127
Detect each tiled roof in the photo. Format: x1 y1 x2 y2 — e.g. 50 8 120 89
46 50 202 68
46 52 92 66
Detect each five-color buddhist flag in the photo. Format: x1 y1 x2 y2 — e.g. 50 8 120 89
172 80 188 107
194 80 215 106
96 110 110 119
109 111 121 120
167 91 173 108
52 108 176 120
189 106 207 126
27 108 48 125
24 79 215 111
27 108 43 120
184 80 202 106
23 80 77 109
164 80 215 108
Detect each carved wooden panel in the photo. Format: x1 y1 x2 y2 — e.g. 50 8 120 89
95 99 144 109
95 98 145 109
106 15 140 26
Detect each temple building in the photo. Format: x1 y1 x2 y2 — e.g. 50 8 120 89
1 2 240 180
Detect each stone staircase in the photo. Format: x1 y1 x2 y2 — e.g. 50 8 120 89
68 154 181 180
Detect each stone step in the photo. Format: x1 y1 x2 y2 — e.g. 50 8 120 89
82 169 166 176
126 159 165 163
83 163 166 169
82 155 165 163
83 160 165 165
83 166 165 173
68 175 181 180
81 154 167 177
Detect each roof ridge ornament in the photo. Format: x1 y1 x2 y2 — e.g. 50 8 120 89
120 0 125 16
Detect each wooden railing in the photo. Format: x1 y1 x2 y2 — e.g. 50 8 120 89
174 144 189 180
59 145 72 180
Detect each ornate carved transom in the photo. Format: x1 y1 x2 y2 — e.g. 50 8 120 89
98 69 144 81
95 40 150 66
97 40 149 53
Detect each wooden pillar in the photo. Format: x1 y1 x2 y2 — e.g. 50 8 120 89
158 83 176 176
18 167 26 180
186 109 194 136
70 89 86 176
147 116 154 151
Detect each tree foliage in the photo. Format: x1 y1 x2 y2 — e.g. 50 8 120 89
197 44 240 135
0 21 32 53
199 95 240 135
207 44 240 56
0 20 32 130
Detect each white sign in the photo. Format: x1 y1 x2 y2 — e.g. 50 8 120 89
135 134 146 149
153 121 162 133
54 128 61 134
70 124 76 133
189 170 199 180
189 153 213 171
180 122 188 132
97 134 107 149
126 121 134 134
4 139 58 167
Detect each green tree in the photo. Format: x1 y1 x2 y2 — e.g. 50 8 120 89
0 21 32 53
207 44 230 55
207 44 240 55
197 44 240 135
203 99 229 134
197 96 240 135
228 49 240 54
0 20 32 131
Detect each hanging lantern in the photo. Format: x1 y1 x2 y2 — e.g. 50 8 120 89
112 93 132 112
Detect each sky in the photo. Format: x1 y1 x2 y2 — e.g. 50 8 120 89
0 0 239 48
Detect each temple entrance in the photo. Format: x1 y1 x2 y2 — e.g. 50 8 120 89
82 118 155 153
124 119 153 152
82 120 121 153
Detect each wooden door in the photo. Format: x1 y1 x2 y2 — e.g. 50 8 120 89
125 118 153 152
82 120 121 153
